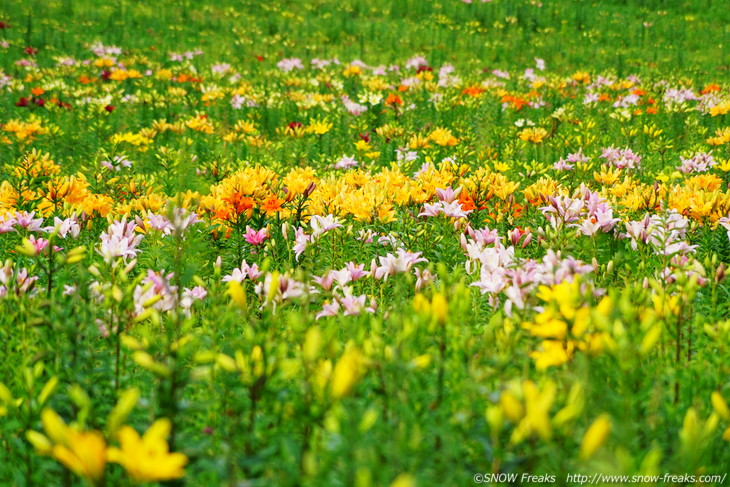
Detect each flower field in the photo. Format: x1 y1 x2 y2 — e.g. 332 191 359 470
2 0 730 485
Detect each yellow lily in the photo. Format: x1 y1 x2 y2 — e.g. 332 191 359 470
107 418 188 483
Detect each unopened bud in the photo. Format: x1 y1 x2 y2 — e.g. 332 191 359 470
304 182 316 197
134 215 146 232
522 232 532 248
716 263 726 283
124 259 137 275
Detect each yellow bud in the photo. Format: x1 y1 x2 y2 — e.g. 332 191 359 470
331 349 363 399
26 430 53 454
640 325 662 356
107 387 140 435
279 358 301 380
390 473 416 487
267 271 280 303
410 354 432 369
679 407 699 449
712 392 730 421
111 286 123 303
359 408 379 433
580 414 611 460
120 334 144 351
302 451 317 476
38 376 58 407
17 238 38 257
499 391 524 423
431 293 448 324
66 252 86 264
133 308 155 323
485 405 503 434
413 293 430 315
324 410 340 433
705 412 719 436
193 351 217 364
216 354 238 373
355 467 372 487
638 446 662 477
251 345 263 362
227 280 247 310
133 352 171 377
41 408 69 444
0 382 14 403
553 383 584 427
303 327 323 361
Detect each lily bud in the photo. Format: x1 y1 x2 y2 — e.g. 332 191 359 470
304 182 316 197
521 232 532 248
716 263 726 283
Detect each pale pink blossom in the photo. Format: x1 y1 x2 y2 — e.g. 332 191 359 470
372 250 428 281
419 202 443 217
0 214 16 233
13 211 44 232
244 226 269 246
310 214 342 238
97 218 144 264
315 300 341 320
181 286 207 309
45 216 81 239
277 58 304 72
333 155 359 169
293 227 311 261
415 268 434 290
340 293 376 316
441 200 472 219
222 260 261 283
345 262 369 281
313 271 337 291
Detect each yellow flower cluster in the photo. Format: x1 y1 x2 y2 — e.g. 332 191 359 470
525 281 609 370
2 117 49 141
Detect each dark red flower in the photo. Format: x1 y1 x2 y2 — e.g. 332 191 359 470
255 55 264 61
33 97 45 107
0 21 10 29
288 121 303 129
100 70 111 81
416 65 432 73
358 132 371 143
24 46 38 56
104 104 115 112
15 97 29 107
